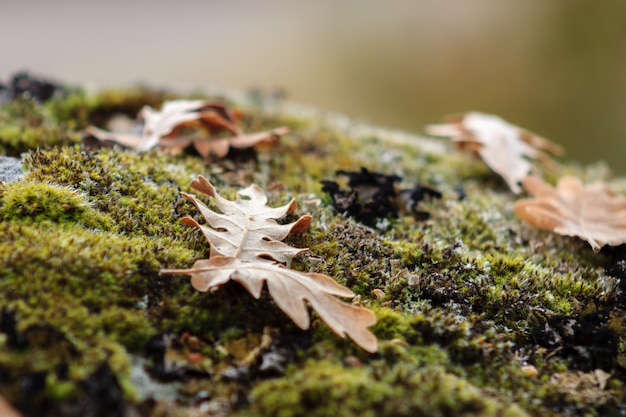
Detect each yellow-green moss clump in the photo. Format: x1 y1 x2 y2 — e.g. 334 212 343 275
0 98 81 155
0 181 113 230
0 81 625 417
244 360 527 417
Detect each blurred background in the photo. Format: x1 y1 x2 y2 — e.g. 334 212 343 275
1 0 625 173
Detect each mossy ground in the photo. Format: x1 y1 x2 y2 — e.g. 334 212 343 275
1 82 625 417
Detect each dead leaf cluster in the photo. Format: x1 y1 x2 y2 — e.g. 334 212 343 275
426 111 626 251
85 100 288 160
161 176 378 352
426 112 563 194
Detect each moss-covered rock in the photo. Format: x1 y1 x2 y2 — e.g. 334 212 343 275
0 78 625 417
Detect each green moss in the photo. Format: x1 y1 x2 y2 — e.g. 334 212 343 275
45 88 98 129
23 146 210 242
0 181 113 230
0 98 81 155
0 222 156 332
241 360 528 417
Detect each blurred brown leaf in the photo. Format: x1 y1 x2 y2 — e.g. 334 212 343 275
85 100 287 160
0 396 21 417
161 175 378 352
514 175 626 252
427 112 562 193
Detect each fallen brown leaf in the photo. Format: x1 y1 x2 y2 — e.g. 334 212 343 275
84 100 288 160
0 396 21 417
161 176 378 352
427 112 563 193
514 175 626 252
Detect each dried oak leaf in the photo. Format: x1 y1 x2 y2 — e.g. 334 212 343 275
161 175 378 352
84 100 287 160
426 112 563 193
514 175 626 252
